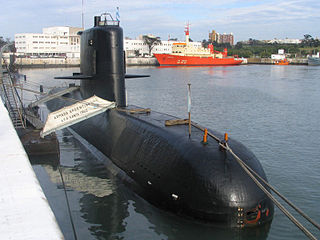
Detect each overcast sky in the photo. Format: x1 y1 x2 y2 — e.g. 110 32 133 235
1 0 319 43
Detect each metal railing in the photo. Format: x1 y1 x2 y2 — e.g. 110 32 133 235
0 44 26 129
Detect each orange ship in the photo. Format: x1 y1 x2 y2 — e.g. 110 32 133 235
274 59 289 65
154 24 242 66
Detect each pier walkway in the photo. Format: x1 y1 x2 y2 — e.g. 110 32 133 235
0 100 64 239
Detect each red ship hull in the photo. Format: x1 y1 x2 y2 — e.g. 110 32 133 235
154 54 242 66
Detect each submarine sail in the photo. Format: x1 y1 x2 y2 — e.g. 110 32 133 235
46 13 274 228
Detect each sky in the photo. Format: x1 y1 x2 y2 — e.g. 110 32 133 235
1 0 319 43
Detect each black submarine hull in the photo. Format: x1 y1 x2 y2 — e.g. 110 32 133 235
47 90 273 227
48 14 274 227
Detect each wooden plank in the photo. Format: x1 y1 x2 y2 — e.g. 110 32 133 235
165 119 189 126
117 108 151 114
129 108 151 114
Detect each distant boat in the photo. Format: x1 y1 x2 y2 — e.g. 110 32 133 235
274 59 289 65
308 52 320 66
154 24 242 66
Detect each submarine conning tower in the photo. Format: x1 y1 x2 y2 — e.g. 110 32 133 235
79 14 126 107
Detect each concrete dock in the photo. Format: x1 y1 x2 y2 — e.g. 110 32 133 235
0 100 64 239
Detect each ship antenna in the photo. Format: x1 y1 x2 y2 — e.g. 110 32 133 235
81 0 84 29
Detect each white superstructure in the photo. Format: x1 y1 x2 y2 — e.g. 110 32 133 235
124 39 202 57
271 49 286 60
15 26 83 58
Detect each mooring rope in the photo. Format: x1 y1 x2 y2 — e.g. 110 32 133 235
191 123 319 240
224 143 317 240
58 165 78 240
232 151 320 231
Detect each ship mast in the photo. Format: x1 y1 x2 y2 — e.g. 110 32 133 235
184 22 190 44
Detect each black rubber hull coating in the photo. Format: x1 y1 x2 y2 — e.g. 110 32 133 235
47 91 274 228
79 24 126 107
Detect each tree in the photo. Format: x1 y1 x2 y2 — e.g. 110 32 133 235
0 36 6 48
142 35 161 56
303 34 312 41
301 34 317 47
201 39 210 48
134 50 140 57
235 42 243 49
0 36 15 52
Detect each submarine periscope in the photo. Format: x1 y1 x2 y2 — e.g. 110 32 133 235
45 13 274 228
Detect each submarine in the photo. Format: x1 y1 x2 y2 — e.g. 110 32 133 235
46 14 274 228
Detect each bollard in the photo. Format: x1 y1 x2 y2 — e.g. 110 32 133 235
224 133 228 142
202 128 208 145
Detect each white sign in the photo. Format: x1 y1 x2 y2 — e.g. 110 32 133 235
40 95 115 138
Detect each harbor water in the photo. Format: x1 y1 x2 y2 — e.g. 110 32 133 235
20 65 320 240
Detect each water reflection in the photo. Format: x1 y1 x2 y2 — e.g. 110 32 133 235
121 189 271 240
44 166 113 197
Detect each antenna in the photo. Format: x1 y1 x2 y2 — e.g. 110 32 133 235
81 0 84 29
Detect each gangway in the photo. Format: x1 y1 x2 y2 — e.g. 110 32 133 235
28 86 79 108
0 44 25 129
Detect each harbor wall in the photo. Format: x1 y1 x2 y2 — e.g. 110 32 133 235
3 56 309 68
247 58 308 65
126 57 159 66
0 100 64 239
14 57 80 68
5 57 159 68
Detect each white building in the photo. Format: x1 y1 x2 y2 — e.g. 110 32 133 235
268 38 302 44
15 26 83 58
15 27 202 58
